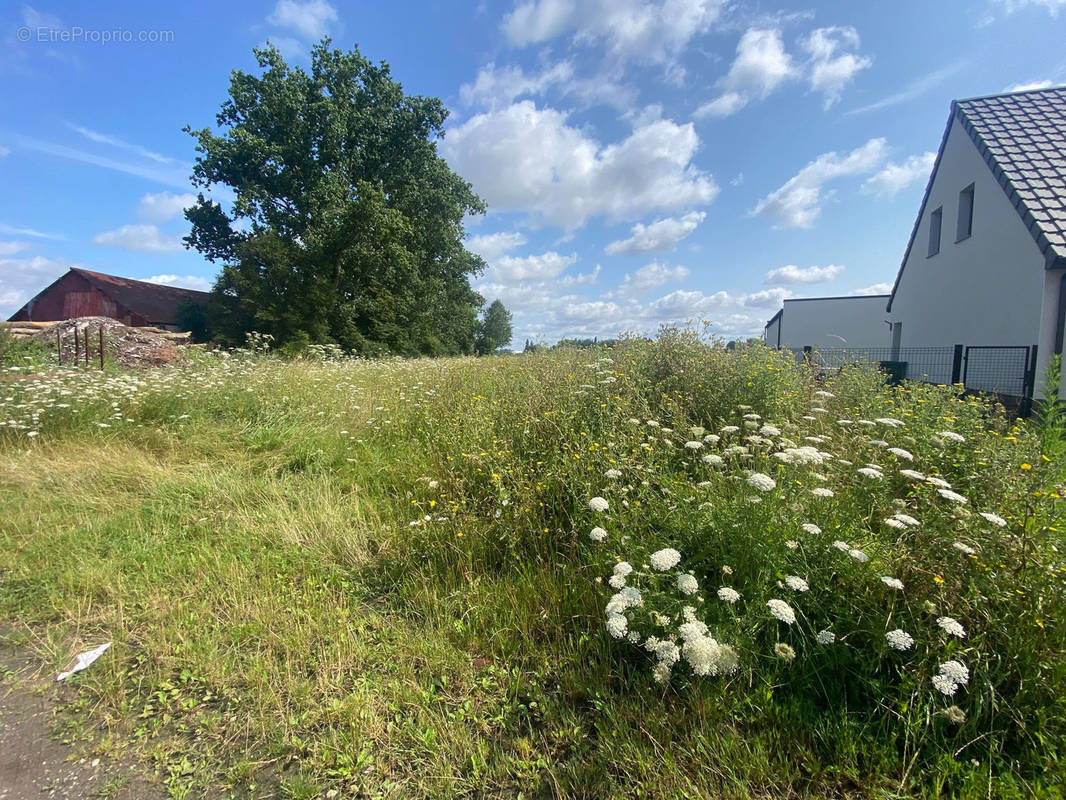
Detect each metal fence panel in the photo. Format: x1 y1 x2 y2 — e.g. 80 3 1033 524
962 346 1030 397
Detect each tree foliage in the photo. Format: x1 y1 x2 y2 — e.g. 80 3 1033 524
475 299 513 355
184 40 486 355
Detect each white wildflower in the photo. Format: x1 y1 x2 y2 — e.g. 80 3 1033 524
926 476 952 489
703 434 720 444
811 487 835 498
774 642 796 662
716 587 740 604
875 417 905 428
608 574 627 589
802 523 822 535
650 548 682 572
952 542 976 555
760 424 781 436
746 472 776 492
816 629 836 645
888 447 914 461
899 469 927 481
604 469 622 479
785 575 809 592
720 425 740 434
936 616 966 638
979 512 1007 528
892 513 920 527
884 518 909 530
613 562 633 577
785 540 799 549
938 431 966 442
858 467 883 480
940 660 969 685
589 526 607 542
885 629 914 650
932 674 959 696
684 440 703 450
702 454 724 466
767 599 796 625
676 573 699 595
832 540 850 552
814 390 835 398
938 489 968 505
589 496 609 512
881 576 905 590
848 548 869 563
606 613 628 638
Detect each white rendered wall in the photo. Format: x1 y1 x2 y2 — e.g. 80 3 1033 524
888 117 1045 358
775 296 892 350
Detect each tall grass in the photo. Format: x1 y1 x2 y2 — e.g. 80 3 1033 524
0 332 1062 799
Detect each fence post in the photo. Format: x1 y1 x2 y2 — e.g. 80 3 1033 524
74 326 79 365
84 327 90 367
1021 344 1039 417
950 344 964 385
99 326 105 370
56 328 62 365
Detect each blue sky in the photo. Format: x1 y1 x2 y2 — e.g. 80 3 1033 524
1 0 1064 344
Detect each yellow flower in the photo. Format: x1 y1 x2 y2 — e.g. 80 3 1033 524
933 575 944 584
1020 463 1032 470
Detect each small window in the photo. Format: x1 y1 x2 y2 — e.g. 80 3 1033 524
928 206 942 257
957 183 974 241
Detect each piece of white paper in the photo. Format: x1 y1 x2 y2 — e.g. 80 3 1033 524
56 642 112 681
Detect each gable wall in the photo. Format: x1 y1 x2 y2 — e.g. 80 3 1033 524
775 296 891 350
888 116 1045 351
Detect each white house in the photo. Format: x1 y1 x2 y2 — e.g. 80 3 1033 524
886 86 1066 399
764 295 891 351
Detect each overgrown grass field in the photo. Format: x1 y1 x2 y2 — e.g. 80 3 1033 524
1 333 1063 798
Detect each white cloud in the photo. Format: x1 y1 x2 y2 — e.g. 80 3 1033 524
751 138 888 228
606 262 690 298
803 27 872 108
467 231 528 262
138 191 198 223
442 101 718 229
92 224 183 254
1004 79 1056 92
145 274 213 292
991 0 1066 14
846 62 965 115
10 135 191 189
502 0 724 66
0 223 63 240
861 152 936 198
0 241 29 257
459 61 636 111
267 0 338 40
460 61 574 109
0 146 9 157
67 124 177 165
850 282 893 296
697 25 870 117
494 251 578 283
696 28 795 118
605 211 706 255
764 264 845 285
0 255 69 317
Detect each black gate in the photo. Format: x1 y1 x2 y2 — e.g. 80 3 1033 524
961 345 1037 406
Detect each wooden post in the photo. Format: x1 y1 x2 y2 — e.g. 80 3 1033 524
56 328 62 365
74 327 79 365
84 327 90 367
99 326 105 370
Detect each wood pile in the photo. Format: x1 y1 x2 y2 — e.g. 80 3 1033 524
20 317 192 368
1 320 193 343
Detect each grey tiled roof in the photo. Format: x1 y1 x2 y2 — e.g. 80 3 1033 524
887 87 1066 311
955 87 1066 265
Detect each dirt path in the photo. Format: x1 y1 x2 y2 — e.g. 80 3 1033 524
0 639 164 800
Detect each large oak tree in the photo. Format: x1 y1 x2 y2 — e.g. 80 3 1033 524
184 40 486 355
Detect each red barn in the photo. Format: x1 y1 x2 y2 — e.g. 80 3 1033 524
8 268 210 331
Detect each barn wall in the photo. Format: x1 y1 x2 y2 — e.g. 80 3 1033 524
11 271 140 324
